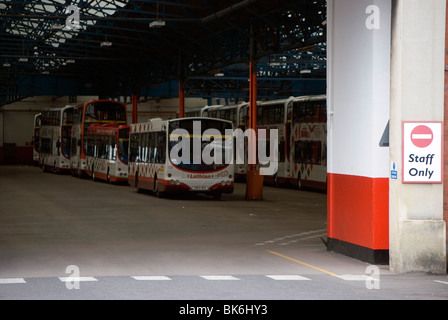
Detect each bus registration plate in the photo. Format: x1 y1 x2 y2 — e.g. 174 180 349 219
192 186 208 191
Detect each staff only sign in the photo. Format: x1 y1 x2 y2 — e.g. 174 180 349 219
402 122 443 183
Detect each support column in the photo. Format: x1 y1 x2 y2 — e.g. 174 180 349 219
327 0 391 264
178 52 185 119
131 93 138 124
178 80 185 118
246 60 264 200
389 0 446 273
444 1 448 256
248 60 257 171
245 25 263 201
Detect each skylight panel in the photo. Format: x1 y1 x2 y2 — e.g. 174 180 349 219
4 0 129 71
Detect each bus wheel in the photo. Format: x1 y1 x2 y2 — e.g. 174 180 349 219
273 173 279 187
297 172 302 191
212 192 222 200
135 172 141 193
154 178 164 198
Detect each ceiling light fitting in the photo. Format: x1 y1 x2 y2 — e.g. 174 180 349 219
149 20 166 28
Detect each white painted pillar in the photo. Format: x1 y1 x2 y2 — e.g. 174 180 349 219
389 0 447 273
327 0 391 264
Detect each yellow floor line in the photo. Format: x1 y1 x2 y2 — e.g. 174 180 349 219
267 250 338 277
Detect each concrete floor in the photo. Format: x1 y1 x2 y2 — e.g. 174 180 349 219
1 165 447 300
0 165 331 277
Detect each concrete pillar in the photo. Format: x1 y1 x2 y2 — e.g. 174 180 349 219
326 0 391 264
444 1 448 251
389 0 447 273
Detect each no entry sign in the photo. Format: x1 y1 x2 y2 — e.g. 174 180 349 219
411 125 434 148
402 122 443 183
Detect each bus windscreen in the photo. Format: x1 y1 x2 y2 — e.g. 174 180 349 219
85 101 127 122
168 119 233 172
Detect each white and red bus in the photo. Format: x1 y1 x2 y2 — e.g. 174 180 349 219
85 123 130 183
70 99 127 176
39 105 73 172
33 113 41 165
128 117 234 198
202 95 327 191
288 95 327 191
257 97 295 185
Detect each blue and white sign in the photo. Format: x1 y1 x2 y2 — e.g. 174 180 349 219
390 161 398 180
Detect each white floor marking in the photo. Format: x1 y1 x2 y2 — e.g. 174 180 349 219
0 278 26 284
266 275 311 281
200 275 240 280
336 275 375 281
58 277 98 282
132 276 172 281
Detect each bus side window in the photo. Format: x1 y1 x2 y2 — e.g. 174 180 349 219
279 140 285 163
147 132 152 163
149 132 156 163
159 131 166 163
155 132 166 164
129 134 140 162
71 138 77 156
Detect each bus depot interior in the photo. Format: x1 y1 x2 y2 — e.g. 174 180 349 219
0 0 447 300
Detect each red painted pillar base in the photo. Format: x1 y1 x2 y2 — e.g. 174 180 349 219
327 173 389 264
246 169 264 200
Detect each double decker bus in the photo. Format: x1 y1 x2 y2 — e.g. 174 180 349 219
203 103 249 130
203 102 249 180
85 123 130 183
33 113 41 165
257 97 295 185
71 100 127 176
288 95 327 191
128 117 234 198
39 105 73 172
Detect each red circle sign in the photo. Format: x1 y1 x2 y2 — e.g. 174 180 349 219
411 125 433 148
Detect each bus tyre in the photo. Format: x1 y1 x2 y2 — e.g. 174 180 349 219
135 172 141 193
273 173 279 187
212 192 222 200
297 172 302 191
154 178 164 198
